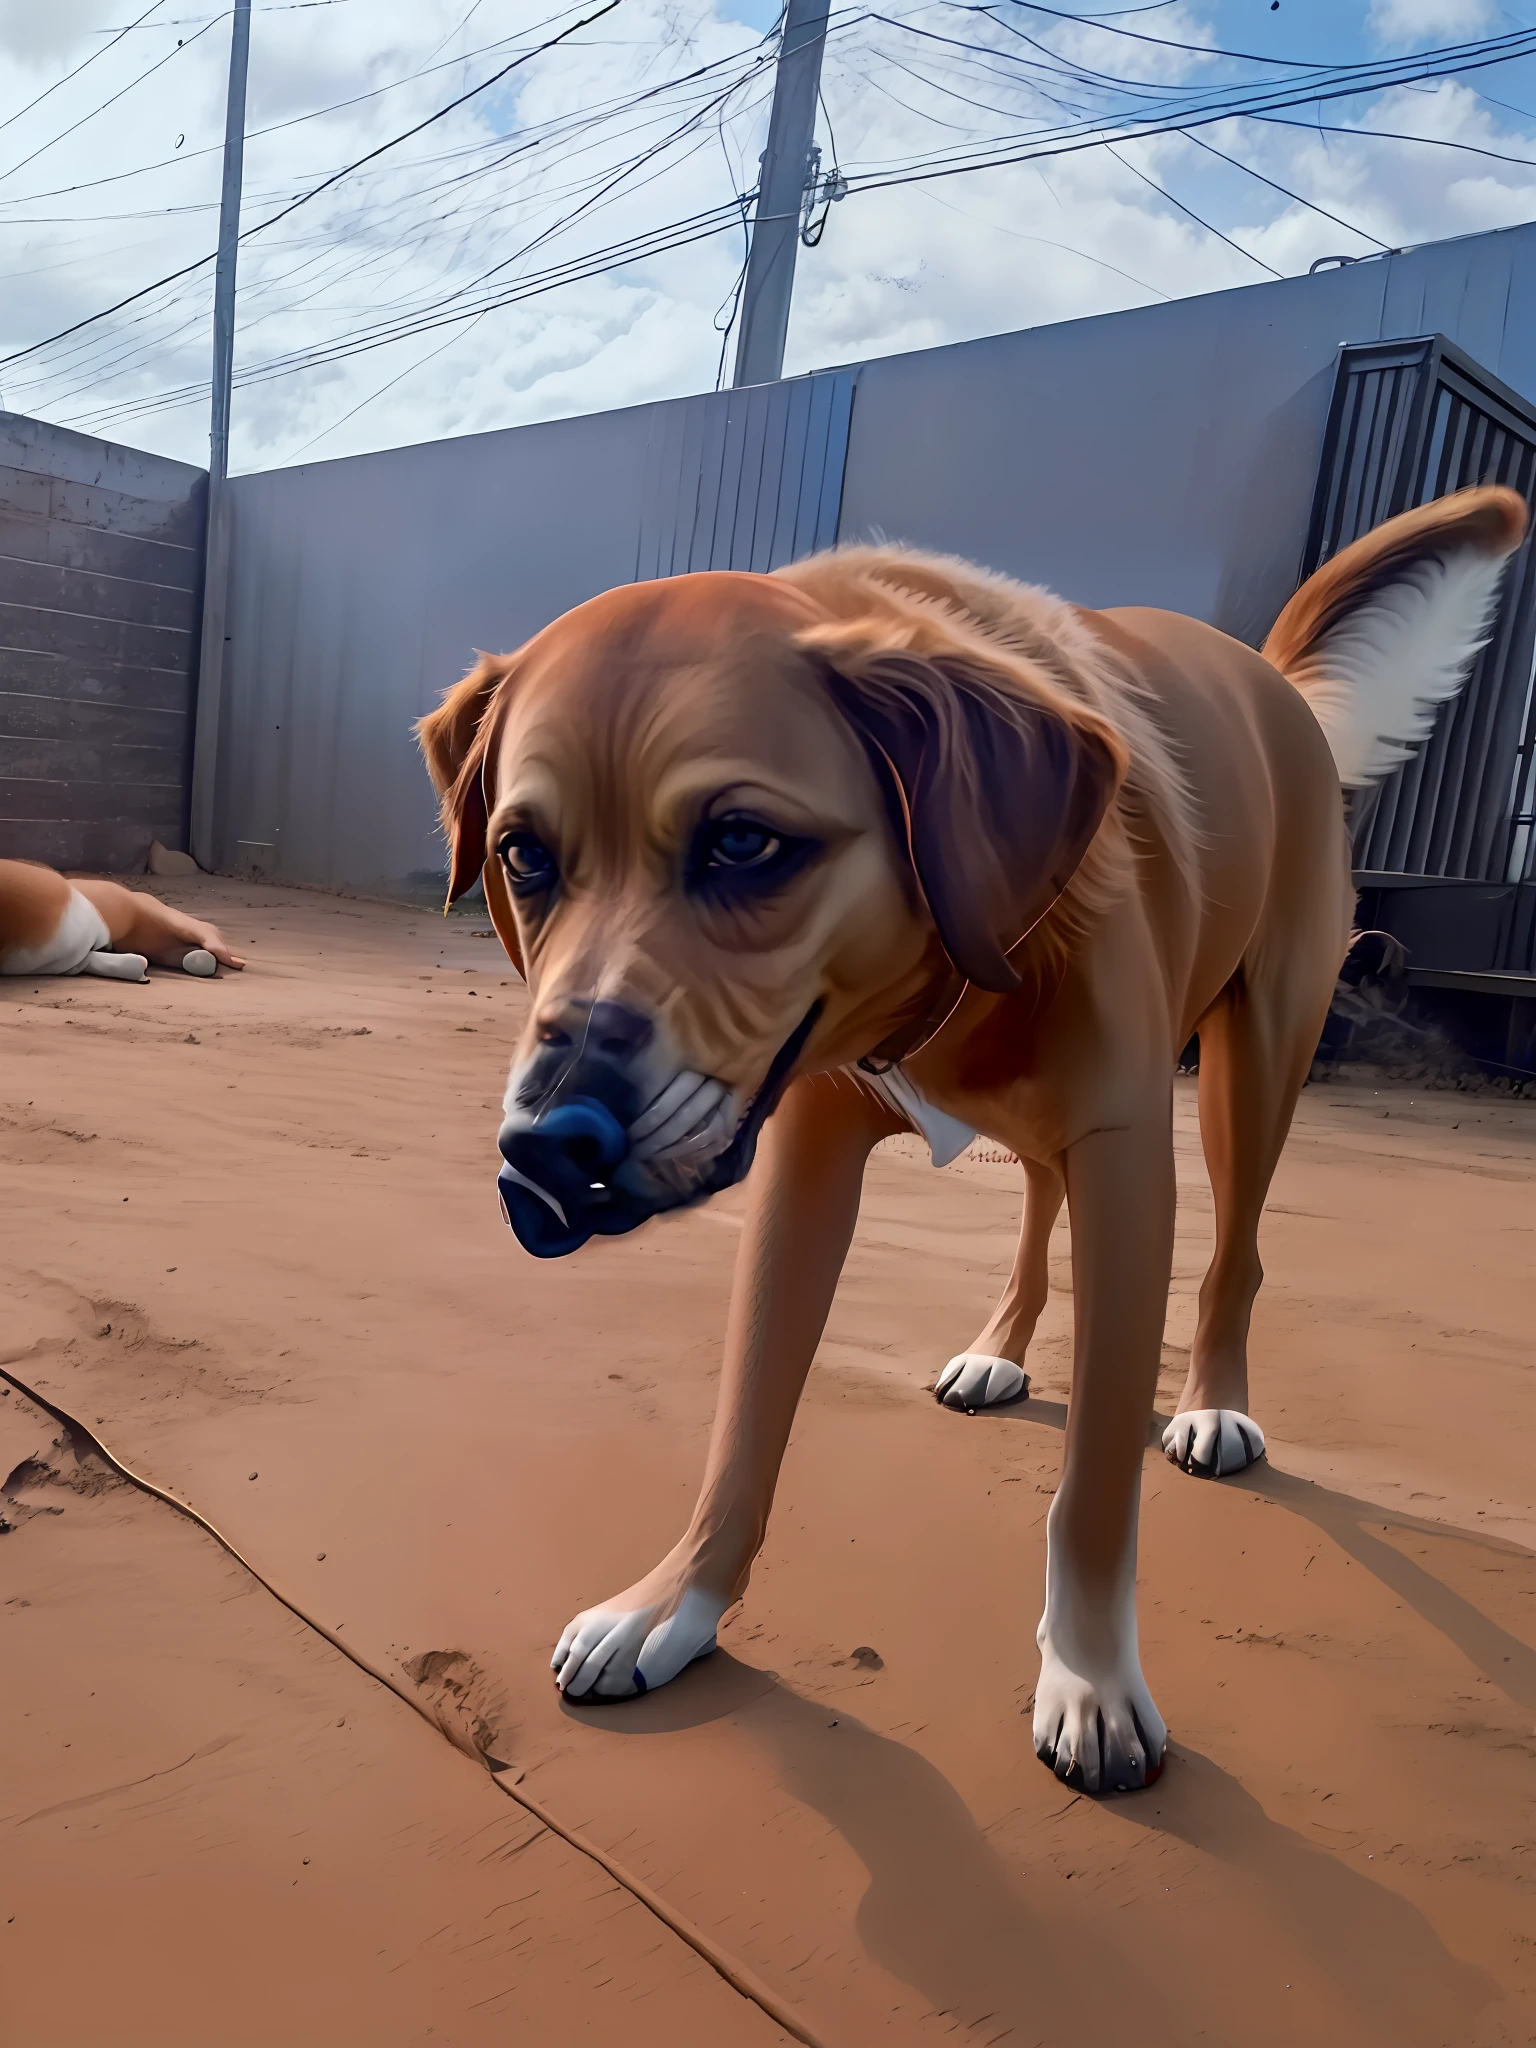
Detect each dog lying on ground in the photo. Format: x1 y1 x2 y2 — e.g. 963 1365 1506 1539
0 858 243 982
420 485 1524 1793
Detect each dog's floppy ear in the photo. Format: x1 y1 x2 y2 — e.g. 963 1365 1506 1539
801 616 1125 993
416 652 518 910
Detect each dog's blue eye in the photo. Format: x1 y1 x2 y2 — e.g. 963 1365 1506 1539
499 832 556 890
704 818 779 868
689 812 819 900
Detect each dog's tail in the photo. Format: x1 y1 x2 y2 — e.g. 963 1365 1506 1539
1262 485 1527 788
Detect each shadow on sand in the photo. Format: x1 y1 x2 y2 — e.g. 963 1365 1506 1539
568 1649 1493 2043
562 1402 1508 2048
986 1395 1536 1710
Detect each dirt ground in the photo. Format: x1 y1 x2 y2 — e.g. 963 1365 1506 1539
2 876 1534 2048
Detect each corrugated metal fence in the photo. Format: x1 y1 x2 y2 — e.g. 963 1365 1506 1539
636 372 854 578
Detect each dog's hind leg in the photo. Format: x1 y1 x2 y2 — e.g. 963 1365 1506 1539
936 1157 1063 1410
1164 951 1336 1479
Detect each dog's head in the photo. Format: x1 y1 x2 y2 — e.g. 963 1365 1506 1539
418 572 1122 1256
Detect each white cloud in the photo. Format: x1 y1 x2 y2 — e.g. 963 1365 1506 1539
1367 0 1496 45
0 0 119 70
0 0 1532 472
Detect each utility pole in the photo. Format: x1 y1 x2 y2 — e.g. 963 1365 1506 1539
188 0 251 871
731 0 829 389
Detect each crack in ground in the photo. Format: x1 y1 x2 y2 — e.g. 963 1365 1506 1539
0 1361 825 2048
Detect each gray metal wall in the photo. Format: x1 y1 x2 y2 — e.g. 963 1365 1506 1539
217 373 854 892
0 411 205 872
839 223 1536 649
216 220 1536 895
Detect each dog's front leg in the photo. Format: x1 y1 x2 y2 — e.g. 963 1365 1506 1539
553 1071 901 1701
1034 1108 1174 1791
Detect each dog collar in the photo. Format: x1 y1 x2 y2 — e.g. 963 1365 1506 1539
857 965 968 1076
856 875 1077 1078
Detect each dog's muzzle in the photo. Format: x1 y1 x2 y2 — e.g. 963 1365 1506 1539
496 1001 822 1258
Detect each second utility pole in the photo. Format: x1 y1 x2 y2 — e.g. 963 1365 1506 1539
188 0 252 871
731 0 829 389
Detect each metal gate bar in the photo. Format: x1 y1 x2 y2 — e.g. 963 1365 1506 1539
1300 336 1536 896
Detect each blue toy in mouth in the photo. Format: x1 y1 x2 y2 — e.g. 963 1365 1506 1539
497 1097 640 1257
495 1001 824 1258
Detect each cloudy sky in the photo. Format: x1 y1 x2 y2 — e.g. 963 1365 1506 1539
1 0 1535 473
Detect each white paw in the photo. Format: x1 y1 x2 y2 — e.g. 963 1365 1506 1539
181 948 217 977
1033 1634 1167 1794
935 1352 1028 1410
1162 1408 1265 1478
82 950 149 982
552 1585 726 1700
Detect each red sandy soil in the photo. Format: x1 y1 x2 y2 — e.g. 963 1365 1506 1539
2 876 1533 2047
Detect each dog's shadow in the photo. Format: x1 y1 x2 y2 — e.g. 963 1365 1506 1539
558 1396 1517 2039
566 1652 1491 2044
987 1395 1536 1709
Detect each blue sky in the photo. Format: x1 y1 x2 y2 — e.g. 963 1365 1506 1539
719 0 1535 61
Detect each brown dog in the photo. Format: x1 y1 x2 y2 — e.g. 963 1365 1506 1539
420 486 1524 1791
0 859 243 982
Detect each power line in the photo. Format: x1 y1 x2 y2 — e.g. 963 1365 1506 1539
868 17 1392 258
997 1 1536 72
1255 110 1536 175
59 197 751 432
870 14 1187 101
918 180 1171 296
1103 139 1281 277
13 0 1536 449
0 9 789 416
413 54 772 322
845 4 1449 269
127 184 753 401
33 12 1531 407
0 0 627 374
970 8 1536 107
0 12 225 187
0 52 775 409
0 0 166 142
1181 129 1392 254
280 310 491 460
890 10 1390 264
218 0 626 249
0 1 597 211
830 24 1536 193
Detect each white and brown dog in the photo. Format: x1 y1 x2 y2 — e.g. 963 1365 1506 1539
0 858 242 983
419 486 1523 1793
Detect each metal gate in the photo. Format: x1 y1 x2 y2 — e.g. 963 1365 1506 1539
1301 336 1536 893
